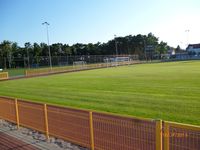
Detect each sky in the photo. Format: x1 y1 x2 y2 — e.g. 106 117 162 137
0 0 200 49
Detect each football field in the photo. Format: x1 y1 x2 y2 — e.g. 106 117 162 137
0 61 200 125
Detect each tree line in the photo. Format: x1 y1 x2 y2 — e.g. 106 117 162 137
0 33 170 68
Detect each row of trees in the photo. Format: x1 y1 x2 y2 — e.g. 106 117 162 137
0 33 170 68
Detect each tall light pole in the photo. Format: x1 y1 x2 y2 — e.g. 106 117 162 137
185 29 190 47
114 35 119 66
42 22 52 69
114 35 118 56
143 39 147 61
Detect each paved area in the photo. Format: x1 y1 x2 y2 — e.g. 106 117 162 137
0 131 39 150
0 120 88 150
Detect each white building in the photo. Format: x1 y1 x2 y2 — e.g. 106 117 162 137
186 44 200 54
167 49 176 55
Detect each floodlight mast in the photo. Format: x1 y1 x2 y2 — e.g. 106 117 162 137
185 29 190 47
114 35 119 66
114 34 118 56
42 22 52 69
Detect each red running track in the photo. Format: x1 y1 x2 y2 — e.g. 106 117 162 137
0 132 39 150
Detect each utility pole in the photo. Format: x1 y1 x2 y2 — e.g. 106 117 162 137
42 22 52 69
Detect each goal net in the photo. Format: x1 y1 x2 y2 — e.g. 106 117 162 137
73 61 87 69
106 56 131 66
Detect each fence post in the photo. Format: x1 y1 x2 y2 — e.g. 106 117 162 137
25 70 28 76
6 72 9 79
44 104 49 139
89 111 94 150
164 122 169 150
15 98 20 129
156 120 162 150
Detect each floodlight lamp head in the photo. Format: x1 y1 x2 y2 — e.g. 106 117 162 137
42 22 50 25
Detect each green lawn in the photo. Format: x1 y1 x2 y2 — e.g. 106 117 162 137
0 61 200 125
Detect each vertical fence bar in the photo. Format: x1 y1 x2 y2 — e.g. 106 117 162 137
15 98 20 129
164 122 169 150
44 104 49 139
6 72 9 79
156 120 162 150
89 111 94 150
25 70 28 76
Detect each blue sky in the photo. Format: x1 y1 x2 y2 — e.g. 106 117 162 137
1 0 200 48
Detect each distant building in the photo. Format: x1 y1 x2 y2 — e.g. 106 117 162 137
167 49 175 55
186 44 200 54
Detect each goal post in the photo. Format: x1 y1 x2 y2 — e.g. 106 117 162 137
116 57 131 65
110 56 132 66
73 61 87 70
103 56 134 67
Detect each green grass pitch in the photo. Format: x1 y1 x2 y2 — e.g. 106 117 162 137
0 61 200 125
